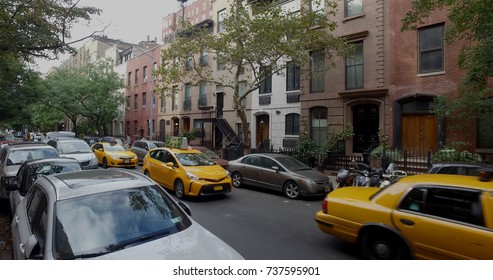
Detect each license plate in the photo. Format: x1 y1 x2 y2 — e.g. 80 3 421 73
214 186 223 191
124 159 130 164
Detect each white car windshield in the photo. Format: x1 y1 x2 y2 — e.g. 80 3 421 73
103 144 126 151
54 185 191 259
59 142 92 154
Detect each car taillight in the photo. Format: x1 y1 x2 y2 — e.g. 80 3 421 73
322 196 328 213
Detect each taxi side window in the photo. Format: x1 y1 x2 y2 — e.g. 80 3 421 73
399 186 484 227
164 151 178 167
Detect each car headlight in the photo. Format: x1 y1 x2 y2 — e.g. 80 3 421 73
225 170 230 177
301 178 317 186
187 172 201 181
132 155 137 160
90 157 98 165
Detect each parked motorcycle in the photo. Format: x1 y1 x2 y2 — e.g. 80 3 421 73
335 161 384 189
379 162 407 188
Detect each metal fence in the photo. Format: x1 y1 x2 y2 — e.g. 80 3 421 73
226 146 434 174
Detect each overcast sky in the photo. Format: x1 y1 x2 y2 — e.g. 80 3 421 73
34 0 185 73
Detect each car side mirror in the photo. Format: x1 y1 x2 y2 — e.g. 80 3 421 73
272 166 279 172
166 162 175 168
178 201 192 216
2 177 18 191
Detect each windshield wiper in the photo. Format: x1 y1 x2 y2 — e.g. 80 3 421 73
107 229 171 252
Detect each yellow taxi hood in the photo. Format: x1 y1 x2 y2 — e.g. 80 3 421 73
184 165 229 180
106 150 135 157
329 187 381 202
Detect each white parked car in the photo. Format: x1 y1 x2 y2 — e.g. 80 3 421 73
47 138 98 169
11 168 244 260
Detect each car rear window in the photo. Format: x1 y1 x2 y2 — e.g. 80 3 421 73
7 148 58 166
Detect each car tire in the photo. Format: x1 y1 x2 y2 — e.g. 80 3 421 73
231 172 242 188
283 181 300 199
102 158 108 169
360 230 410 260
174 179 185 199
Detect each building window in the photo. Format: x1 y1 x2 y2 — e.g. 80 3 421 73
477 99 493 149
172 86 179 111
419 24 444 74
143 66 148 83
199 83 207 108
310 51 325 93
239 82 247 108
345 0 363 17
259 66 272 94
199 50 208 66
311 107 327 147
185 56 193 70
184 83 192 111
218 9 226 33
134 94 138 110
133 121 138 136
286 61 300 91
126 96 130 111
160 95 166 113
285 113 300 135
217 52 226 71
142 92 147 110
134 69 139 85
346 41 364 90
127 72 131 87
310 0 324 14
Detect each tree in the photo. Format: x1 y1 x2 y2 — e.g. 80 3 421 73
158 0 351 154
37 61 125 135
0 53 42 125
0 0 101 61
402 0 493 125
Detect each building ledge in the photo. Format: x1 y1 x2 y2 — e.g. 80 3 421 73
338 88 388 98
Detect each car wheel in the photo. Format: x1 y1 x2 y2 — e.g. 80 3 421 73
231 172 242 188
102 158 108 169
283 181 300 199
360 230 410 260
174 179 185 199
143 170 150 177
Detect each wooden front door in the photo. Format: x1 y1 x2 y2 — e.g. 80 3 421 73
402 114 438 153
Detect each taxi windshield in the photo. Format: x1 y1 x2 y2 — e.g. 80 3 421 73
175 152 216 166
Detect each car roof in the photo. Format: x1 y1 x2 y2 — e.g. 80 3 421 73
5 142 54 150
398 173 493 191
23 157 80 166
156 147 201 154
39 169 154 200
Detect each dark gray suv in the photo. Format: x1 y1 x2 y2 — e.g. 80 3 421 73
0 142 58 199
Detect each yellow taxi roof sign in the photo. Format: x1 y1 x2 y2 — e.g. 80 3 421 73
167 137 188 149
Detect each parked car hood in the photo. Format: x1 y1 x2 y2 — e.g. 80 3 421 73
89 222 244 260
295 169 331 183
184 165 229 180
60 153 95 162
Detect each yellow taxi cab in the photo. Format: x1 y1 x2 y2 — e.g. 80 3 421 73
142 137 232 199
315 173 493 259
91 142 138 168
